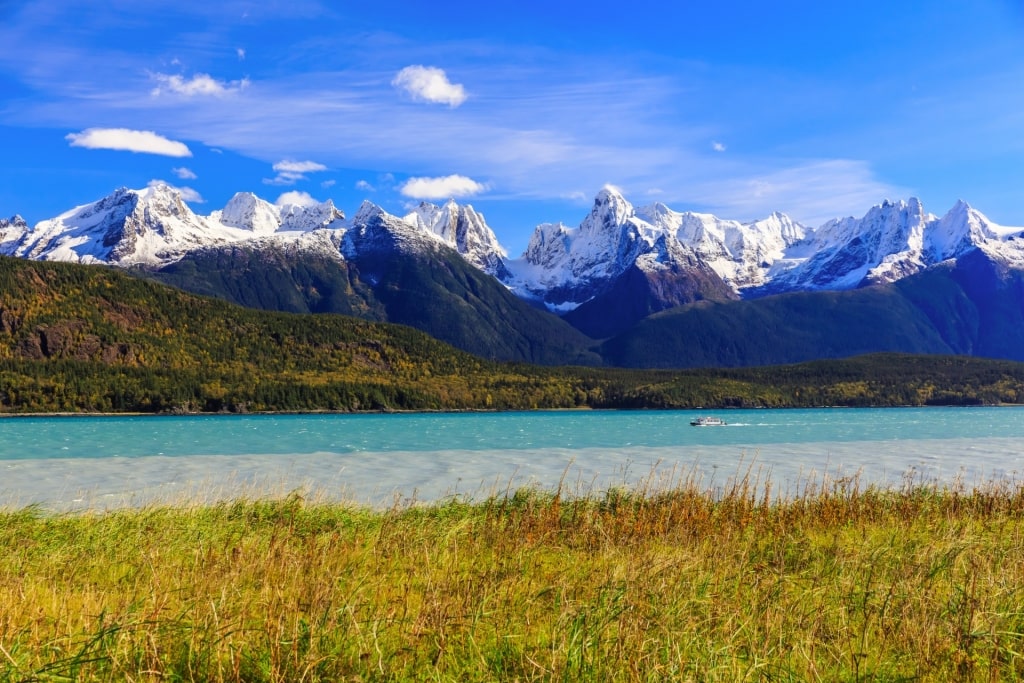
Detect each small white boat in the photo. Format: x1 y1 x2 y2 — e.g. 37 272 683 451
690 416 727 427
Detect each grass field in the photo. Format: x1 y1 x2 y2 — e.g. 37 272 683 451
3 474 1024 681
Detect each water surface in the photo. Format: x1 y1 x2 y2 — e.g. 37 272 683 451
2 408 1022 510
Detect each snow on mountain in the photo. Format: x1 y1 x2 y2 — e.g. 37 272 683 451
508 188 651 308
213 192 281 235
279 198 346 232
634 203 807 289
1 184 510 275
402 200 509 277
506 186 807 310
7 185 244 265
212 191 347 235
6 183 1024 311
343 199 452 261
1 185 352 267
930 200 1024 267
765 198 1024 292
0 215 28 251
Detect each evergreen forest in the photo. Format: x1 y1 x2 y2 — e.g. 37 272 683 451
1 256 1023 413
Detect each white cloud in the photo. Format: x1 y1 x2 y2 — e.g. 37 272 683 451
148 179 204 203
173 166 197 180
355 179 375 192
321 179 336 189
273 160 327 173
275 191 318 208
66 128 192 157
712 141 727 152
34 38 906 239
264 159 328 185
151 72 250 97
237 48 246 61
400 175 487 199
263 175 300 186
392 65 467 107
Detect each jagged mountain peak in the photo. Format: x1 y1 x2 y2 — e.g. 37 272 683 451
351 200 386 226
218 192 281 234
7 185 1024 322
584 185 634 232
0 214 28 230
0 214 28 249
399 199 508 276
278 198 345 232
511 188 813 308
762 197 1024 292
138 183 194 220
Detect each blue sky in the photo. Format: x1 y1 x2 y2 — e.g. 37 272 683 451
2 1 1023 254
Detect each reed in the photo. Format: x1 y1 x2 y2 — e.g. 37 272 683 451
3 473 1024 681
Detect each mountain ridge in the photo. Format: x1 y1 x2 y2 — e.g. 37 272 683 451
4 184 1024 368
8 183 1024 300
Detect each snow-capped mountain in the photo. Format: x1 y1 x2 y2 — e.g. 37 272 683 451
6 182 1024 368
762 198 1024 293
0 185 350 266
5 183 1024 315
342 200 457 261
505 186 808 310
0 215 28 251
402 200 509 278
637 205 807 289
0 185 507 275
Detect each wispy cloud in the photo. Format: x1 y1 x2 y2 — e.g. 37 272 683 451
150 72 250 97
264 159 328 186
355 179 375 192
274 160 328 174
690 159 910 227
392 65 467 107
401 174 487 199
66 128 192 157
173 166 197 180
9 12 919 232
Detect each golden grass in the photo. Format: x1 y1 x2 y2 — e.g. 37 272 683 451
3 474 1024 681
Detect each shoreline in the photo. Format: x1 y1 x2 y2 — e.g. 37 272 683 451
2 402 1023 419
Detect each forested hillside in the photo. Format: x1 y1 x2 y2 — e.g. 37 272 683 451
1 257 1024 413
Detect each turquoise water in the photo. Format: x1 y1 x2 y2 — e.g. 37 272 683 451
2 408 1023 509
3 407 1022 459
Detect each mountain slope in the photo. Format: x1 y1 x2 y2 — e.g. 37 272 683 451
503 187 766 315
6 184 1024 370
140 242 384 319
600 286 954 368
335 206 600 364
601 249 1024 369
147 207 599 365
0 255 611 412
759 198 1024 294
895 249 1024 359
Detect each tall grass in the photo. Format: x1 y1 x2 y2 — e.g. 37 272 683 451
3 474 1024 681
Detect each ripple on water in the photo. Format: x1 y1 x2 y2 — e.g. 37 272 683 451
3 436 1024 511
